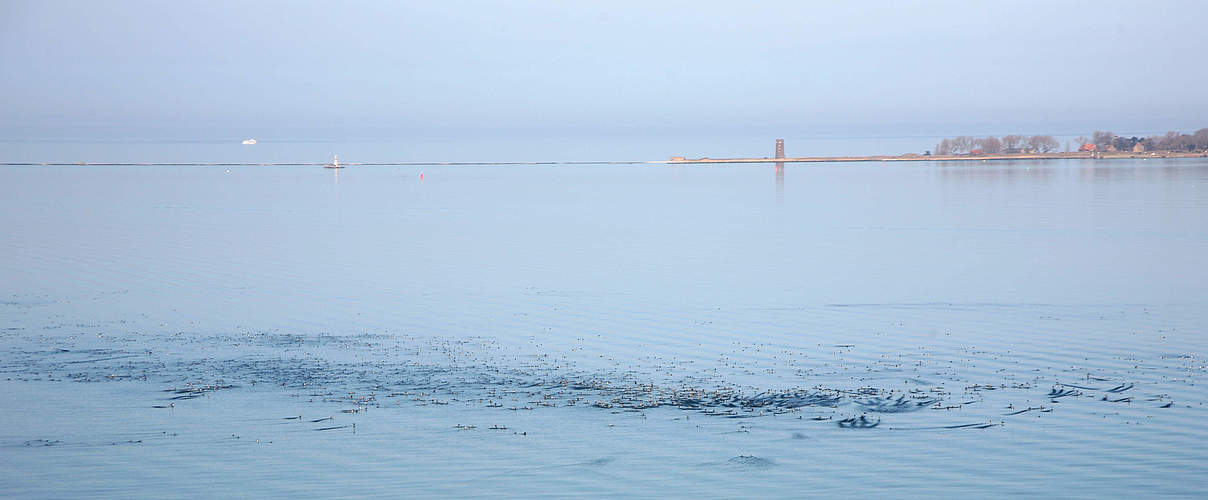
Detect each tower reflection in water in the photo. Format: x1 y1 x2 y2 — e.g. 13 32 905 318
775 161 784 205
774 139 785 205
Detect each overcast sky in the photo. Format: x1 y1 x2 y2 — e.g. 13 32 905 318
2 0 1206 140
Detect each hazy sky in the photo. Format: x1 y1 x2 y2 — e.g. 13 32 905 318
2 0 1207 139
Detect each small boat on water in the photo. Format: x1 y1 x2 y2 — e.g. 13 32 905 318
242 138 258 145
324 154 344 169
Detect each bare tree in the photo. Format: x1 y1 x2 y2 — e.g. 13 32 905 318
951 136 974 154
1001 135 1024 150
1164 131 1182 150
978 136 1002 154
1142 135 1161 151
1028 135 1059 153
1092 131 1115 146
1193 128 1208 150
1148 131 1183 150
936 139 951 155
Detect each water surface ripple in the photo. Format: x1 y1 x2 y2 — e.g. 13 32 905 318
2 159 1207 497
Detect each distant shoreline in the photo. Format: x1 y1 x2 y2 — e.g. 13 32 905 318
2 151 1205 167
667 151 1207 164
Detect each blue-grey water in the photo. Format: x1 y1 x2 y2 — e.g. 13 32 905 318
2 145 1207 497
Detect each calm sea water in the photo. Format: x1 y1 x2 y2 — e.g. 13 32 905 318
2 146 1207 497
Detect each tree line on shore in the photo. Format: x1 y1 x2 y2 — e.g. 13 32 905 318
1077 129 1208 153
934 135 1058 155
934 128 1208 155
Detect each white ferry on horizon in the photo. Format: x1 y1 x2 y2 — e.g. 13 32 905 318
241 138 258 145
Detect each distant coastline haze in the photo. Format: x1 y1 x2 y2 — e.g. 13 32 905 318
2 1 1207 152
